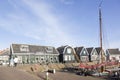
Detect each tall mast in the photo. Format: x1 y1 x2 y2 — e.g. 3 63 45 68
99 0 104 63
99 7 103 63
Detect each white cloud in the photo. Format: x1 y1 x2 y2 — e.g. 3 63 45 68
21 0 73 44
0 0 75 47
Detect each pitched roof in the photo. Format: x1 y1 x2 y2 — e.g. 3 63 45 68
74 46 84 55
11 44 58 54
57 45 72 54
0 48 10 56
107 48 120 55
95 47 102 55
86 47 94 55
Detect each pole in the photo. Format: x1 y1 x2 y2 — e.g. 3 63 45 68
99 7 103 63
99 0 105 72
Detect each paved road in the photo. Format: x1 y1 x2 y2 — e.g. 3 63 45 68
37 71 106 80
0 67 41 80
0 67 106 80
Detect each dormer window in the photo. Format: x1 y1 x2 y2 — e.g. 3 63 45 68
20 45 29 52
81 49 87 56
83 51 86 54
46 47 53 52
67 48 71 54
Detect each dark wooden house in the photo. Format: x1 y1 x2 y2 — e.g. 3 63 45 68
57 45 76 63
74 47 89 62
10 44 59 64
95 47 106 63
86 47 99 62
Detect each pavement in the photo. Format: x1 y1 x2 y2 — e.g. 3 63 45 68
0 66 106 80
37 71 106 80
0 67 41 80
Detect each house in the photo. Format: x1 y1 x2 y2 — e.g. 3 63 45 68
57 45 76 63
106 48 120 62
74 47 89 62
0 48 10 65
86 47 99 62
95 47 106 63
10 44 59 64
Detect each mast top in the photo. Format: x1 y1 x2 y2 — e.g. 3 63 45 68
99 0 103 8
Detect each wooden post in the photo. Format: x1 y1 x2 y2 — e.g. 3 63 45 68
46 72 49 80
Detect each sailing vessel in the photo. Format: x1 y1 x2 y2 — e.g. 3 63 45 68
78 1 118 72
78 1 106 70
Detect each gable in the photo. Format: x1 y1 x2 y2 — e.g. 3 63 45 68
91 49 98 55
95 47 106 56
80 48 88 56
57 46 66 54
95 47 101 55
74 47 84 55
106 50 110 56
86 47 93 55
64 47 74 54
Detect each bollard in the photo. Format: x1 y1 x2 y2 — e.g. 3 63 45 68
53 69 56 74
46 72 49 80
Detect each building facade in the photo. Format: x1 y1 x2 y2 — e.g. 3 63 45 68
0 48 10 65
75 47 89 62
106 48 120 62
86 47 99 62
95 47 106 63
57 45 76 63
10 44 59 64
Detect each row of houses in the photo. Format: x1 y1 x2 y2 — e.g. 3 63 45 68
0 44 120 65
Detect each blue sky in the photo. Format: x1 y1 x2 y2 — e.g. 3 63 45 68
0 0 120 50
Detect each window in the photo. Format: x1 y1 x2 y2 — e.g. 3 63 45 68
46 47 53 52
81 50 87 56
20 45 29 52
51 57 53 60
91 56 96 60
40 56 44 60
81 56 86 61
71 55 75 60
68 55 71 61
67 48 72 54
92 50 98 55
64 55 68 61
83 51 86 54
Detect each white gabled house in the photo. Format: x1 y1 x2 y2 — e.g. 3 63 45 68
0 48 10 65
86 47 99 63
106 48 120 62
